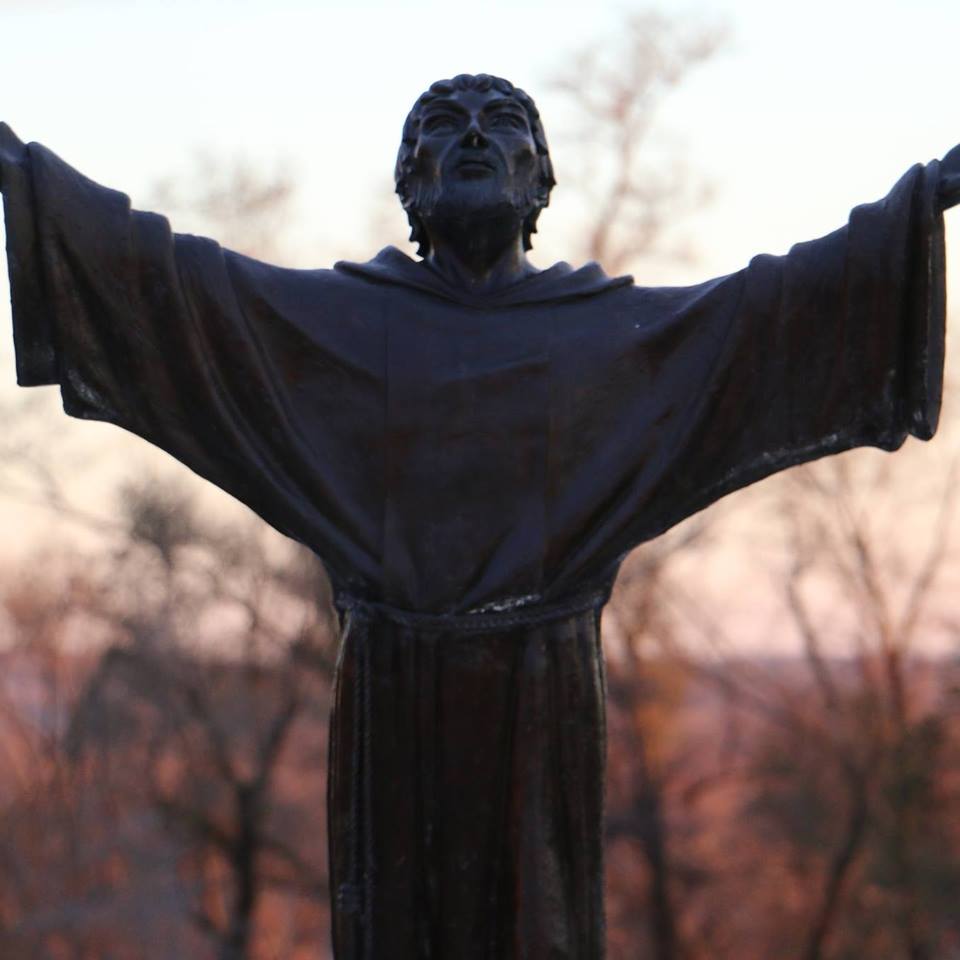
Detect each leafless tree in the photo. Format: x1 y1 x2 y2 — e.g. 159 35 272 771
150 153 296 263
736 449 960 959
67 480 337 959
548 10 724 275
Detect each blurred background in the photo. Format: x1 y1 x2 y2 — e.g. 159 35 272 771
1 0 960 957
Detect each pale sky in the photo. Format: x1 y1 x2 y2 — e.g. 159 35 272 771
2 0 957 276
1 0 959 651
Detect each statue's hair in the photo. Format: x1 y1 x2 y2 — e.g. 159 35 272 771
395 73 556 256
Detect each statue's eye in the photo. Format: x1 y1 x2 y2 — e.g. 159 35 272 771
424 115 458 132
490 114 525 130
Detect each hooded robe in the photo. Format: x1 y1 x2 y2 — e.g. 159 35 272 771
0 121 947 959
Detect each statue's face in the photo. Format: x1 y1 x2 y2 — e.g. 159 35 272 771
406 87 540 223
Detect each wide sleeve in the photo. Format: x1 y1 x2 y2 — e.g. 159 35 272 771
0 123 384 590
647 161 945 532
549 161 946 591
684 161 941 474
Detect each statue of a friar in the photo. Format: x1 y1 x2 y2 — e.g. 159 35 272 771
2 74 959 958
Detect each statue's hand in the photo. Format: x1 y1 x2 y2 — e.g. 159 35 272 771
939 143 960 210
0 121 24 192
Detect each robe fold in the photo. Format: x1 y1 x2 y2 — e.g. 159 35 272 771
0 120 947 958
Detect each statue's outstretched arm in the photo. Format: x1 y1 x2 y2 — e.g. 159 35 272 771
0 123 384 589
577 159 948 579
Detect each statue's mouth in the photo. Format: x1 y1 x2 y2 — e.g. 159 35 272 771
456 157 497 174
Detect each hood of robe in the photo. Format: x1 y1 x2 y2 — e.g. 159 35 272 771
334 245 633 307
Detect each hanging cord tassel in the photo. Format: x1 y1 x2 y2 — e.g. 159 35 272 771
341 609 375 957
361 615 375 960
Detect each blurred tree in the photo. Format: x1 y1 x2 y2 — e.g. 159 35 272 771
548 10 724 275
737 454 960 960
150 153 296 263
67 480 337 960
0 569 202 959
603 524 750 960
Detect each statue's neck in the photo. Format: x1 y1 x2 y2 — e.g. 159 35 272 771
422 215 538 295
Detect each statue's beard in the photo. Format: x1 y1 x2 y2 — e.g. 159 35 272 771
409 177 538 238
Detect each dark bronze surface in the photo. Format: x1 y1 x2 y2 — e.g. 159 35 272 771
1 74 958 957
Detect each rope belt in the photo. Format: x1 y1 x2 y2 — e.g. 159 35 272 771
334 583 612 634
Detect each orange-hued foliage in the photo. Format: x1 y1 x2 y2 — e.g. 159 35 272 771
0 482 337 960
0 456 959 960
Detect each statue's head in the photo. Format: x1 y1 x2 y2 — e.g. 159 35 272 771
395 74 556 257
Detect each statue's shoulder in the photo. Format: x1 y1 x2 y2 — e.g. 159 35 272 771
214 251 386 350
222 248 372 299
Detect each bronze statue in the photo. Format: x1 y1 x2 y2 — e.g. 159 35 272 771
2 73 959 958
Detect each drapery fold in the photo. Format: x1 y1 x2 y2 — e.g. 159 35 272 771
327 606 607 959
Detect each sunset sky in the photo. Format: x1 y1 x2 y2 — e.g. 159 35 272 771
1 0 958 649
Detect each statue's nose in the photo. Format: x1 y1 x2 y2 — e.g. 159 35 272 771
461 122 487 148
